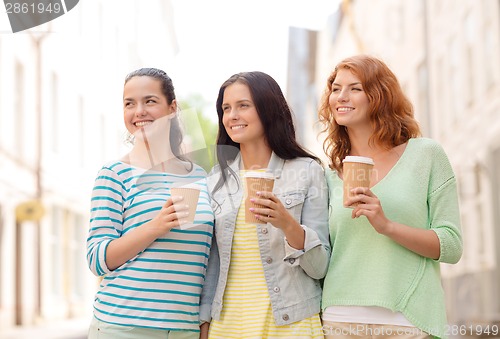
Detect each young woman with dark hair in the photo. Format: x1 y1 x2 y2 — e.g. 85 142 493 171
200 71 330 339
87 68 214 339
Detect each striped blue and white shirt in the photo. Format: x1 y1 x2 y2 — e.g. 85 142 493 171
86 161 214 331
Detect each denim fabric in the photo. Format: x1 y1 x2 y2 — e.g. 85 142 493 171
200 153 330 326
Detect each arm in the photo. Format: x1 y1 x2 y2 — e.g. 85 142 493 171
251 160 331 279
86 167 187 275
348 187 441 259
105 197 187 270
348 141 462 262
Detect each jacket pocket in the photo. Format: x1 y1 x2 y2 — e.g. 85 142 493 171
278 191 305 221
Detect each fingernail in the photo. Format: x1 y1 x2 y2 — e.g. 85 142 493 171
249 208 254 212
250 198 255 202
256 191 261 195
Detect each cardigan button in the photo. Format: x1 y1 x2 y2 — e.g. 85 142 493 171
285 198 292 205
266 257 273 264
273 286 280 293
289 258 295 264
261 228 268 234
282 314 289 321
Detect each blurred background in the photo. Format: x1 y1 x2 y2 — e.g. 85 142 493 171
0 0 499 338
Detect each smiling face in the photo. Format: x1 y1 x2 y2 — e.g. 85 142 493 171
329 68 371 129
123 76 177 135
221 82 266 146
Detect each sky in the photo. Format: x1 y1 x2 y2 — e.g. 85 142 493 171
0 0 339 116
168 0 340 112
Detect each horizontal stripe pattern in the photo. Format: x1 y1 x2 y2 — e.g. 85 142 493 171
87 161 214 331
209 171 322 338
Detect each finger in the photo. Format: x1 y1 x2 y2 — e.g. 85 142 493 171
351 187 374 197
250 207 274 217
255 191 275 199
254 214 272 222
174 211 191 221
250 197 273 207
164 195 183 208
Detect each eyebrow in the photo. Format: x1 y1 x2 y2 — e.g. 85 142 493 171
123 94 160 101
222 99 252 106
332 81 362 87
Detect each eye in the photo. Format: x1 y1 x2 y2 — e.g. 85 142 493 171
146 99 157 104
222 106 230 113
331 87 340 93
352 87 363 91
124 102 134 108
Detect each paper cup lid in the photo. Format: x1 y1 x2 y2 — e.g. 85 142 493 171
342 156 374 165
243 171 275 179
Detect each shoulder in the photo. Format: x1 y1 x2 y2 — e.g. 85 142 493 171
410 137 446 155
97 160 131 176
283 157 326 184
286 157 324 171
409 137 453 167
208 163 222 177
190 163 209 177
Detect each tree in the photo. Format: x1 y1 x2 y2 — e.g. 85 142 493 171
178 94 218 172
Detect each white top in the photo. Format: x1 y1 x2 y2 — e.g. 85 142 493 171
322 306 415 327
342 156 375 165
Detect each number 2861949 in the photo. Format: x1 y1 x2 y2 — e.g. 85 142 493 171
5 2 62 14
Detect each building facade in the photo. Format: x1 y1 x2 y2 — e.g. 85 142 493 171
288 0 500 332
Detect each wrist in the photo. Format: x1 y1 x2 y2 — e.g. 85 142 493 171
381 220 397 236
143 219 164 239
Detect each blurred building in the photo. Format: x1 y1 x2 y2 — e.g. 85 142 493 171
0 0 178 332
288 0 500 333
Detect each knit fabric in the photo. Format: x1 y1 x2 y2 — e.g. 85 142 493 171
87 161 214 331
321 138 462 339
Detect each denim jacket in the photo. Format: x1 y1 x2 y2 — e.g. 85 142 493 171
200 152 330 326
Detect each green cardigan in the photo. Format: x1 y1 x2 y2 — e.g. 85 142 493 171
322 138 462 339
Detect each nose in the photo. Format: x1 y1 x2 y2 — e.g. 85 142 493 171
337 88 349 103
135 103 147 117
227 108 239 119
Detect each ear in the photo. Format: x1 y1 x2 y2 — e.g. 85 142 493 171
169 99 178 113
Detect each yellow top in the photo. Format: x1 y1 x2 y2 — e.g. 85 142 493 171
209 171 323 339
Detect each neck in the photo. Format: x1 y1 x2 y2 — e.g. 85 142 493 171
240 142 272 170
347 127 384 158
128 136 176 170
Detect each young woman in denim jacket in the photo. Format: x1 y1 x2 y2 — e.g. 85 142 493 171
200 71 330 339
